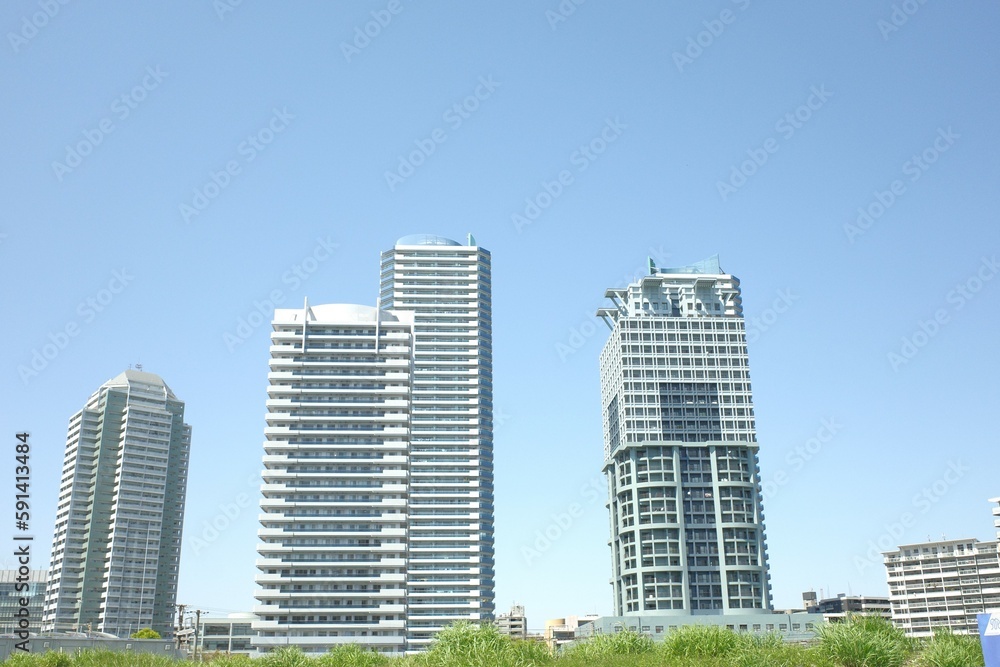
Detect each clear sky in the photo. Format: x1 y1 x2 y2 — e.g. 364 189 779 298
2 1 999 629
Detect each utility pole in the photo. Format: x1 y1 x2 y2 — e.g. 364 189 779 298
175 604 187 651
194 609 202 662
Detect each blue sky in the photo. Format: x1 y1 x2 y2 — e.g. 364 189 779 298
2 1 999 628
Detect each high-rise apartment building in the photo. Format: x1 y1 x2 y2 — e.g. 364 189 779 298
596 255 771 616
253 234 494 654
884 538 1000 636
378 234 495 648
253 304 414 654
42 370 191 637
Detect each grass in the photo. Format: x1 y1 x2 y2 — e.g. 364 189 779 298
816 614 913 667
1 616 985 667
912 628 985 667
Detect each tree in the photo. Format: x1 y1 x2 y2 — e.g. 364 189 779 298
131 627 161 639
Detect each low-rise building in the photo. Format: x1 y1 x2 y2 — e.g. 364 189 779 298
0 570 47 636
884 538 1000 636
545 615 599 652
804 592 891 622
198 613 254 656
576 612 823 643
0 635 182 661
496 605 527 640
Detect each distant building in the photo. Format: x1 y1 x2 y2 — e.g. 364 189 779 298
884 538 1000 636
545 615 599 652
0 570 47 635
496 605 526 639
801 591 817 611
991 497 1000 538
804 592 890 622
576 612 822 643
0 635 182 661
198 613 254 656
42 370 191 638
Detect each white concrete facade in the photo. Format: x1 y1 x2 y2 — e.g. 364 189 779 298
884 538 1000 636
379 234 495 649
252 304 415 654
252 234 494 655
991 497 1000 539
597 256 771 616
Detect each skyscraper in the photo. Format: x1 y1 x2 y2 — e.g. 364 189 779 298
596 256 771 617
379 234 495 648
253 304 415 654
42 370 191 637
252 234 494 654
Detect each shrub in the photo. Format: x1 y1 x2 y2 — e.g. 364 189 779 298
563 629 653 663
816 615 911 667
253 646 313 667
416 621 553 667
730 643 833 667
659 624 747 659
131 628 162 639
914 628 984 667
314 644 392 667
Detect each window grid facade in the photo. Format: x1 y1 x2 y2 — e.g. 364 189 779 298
252 305 414 654
379 235 495 650
884 538 1000 636
253 234 494 655
42 371 190 638
597 256 771 617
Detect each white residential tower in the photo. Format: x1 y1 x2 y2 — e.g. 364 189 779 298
253 234 494 654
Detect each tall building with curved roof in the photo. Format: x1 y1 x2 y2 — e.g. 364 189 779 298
42 370 191 637
252 234 493 655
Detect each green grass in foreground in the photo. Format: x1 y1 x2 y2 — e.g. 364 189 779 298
1 616 985 667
